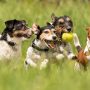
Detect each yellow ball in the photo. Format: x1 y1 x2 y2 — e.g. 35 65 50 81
62 33 73 42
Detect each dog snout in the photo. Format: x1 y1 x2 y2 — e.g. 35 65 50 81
26 29 32 37
67 26 72 32
23 28 32 38
52 36 57 40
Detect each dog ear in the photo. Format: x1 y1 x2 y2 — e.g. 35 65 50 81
21 20 26 25
32 23 40 30
5 19 16 29
86 27 90 31
46 22 52 26
32 23 41 35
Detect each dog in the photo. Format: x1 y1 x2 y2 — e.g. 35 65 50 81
50 13 76 60
51 13 73 33
0 19 32 60
73 27 90 70
25 24 65 69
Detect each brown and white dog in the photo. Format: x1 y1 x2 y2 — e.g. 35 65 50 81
50 13 76 60
0 19 32 60
24 24 65 69
73 27 90 70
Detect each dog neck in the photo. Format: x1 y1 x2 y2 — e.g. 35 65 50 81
32 39 49 51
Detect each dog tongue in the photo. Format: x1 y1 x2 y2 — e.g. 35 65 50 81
48 42 56 49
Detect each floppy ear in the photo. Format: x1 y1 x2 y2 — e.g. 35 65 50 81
32 23 41 34
21 20 26 25
46 22 52 26
5 19 16 29
32 23 40 30
86 27 90 31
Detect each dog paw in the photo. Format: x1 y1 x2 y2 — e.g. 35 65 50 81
40 59 48 70
56 54 64 60
24 59 37 68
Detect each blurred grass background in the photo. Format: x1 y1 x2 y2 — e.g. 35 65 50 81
0 0 90 90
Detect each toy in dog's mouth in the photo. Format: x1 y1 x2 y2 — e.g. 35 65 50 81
44 40 57 49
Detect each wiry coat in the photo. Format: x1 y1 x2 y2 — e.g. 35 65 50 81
0 19 31 60
0 37 22 60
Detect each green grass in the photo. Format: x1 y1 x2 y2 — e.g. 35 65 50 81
0 0 90 90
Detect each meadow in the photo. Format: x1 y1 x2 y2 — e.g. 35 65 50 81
0 0 90 90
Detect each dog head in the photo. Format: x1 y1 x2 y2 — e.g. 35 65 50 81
40 26 57 40
2 19 32 39
51 13 73 33
32 24 57 48
86 27 90 40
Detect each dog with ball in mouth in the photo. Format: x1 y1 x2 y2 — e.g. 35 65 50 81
50 13 77 60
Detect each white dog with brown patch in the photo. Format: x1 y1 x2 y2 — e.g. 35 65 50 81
25 24 66 69
0 19 32 60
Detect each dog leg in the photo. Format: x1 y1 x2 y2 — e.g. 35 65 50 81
74 62 81 71
25 58 37 69
40 59 49 70
56 54 64 60
24 47 37 69
67 53 76 59
86 55 90 61
73 33 81 52
64 43 76 60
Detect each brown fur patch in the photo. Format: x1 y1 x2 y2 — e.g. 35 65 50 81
13 30 30 37
77 50 88 70
77 50 87 64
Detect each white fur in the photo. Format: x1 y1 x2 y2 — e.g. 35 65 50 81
25 29 76 70
0 37 23 60
56 54 64 60
74 62 81 71
84 38 90 60
73 33 81 47
40 59 49 70
25 39 65 69
25 37 76 70
84 38 90 53
59 42 75 59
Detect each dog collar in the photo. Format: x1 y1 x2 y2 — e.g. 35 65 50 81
32 40 49 52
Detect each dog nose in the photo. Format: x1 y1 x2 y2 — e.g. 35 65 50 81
53 36 57 40
67 28 71 32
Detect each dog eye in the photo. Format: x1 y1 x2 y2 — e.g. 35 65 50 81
53 31 56 33
16 24 23 28
44 31 49 34
59 22 64 24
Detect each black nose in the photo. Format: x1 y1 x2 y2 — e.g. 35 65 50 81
67 28 71 32
53 36 57 40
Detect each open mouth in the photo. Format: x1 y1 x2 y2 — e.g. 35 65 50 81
44 40 57 49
